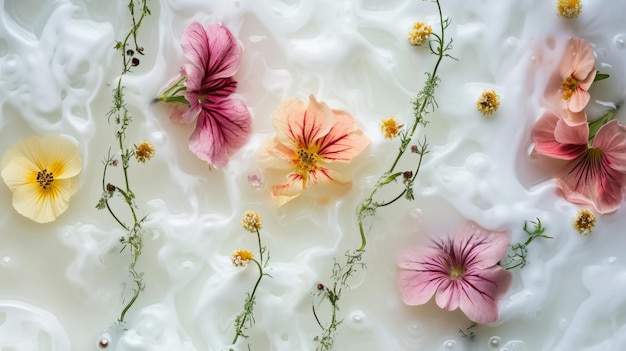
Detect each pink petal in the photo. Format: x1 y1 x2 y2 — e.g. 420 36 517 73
188 97 251 167
561 108 588 127
557 150 626 214
396 246 449 306
316 109 370 162
554 117 589 145
435 279 461 311
457 266 512 324
591 120 626 172
273 95 333 148
181 22 241 83
559 37 596 81
567 89 591 113
532 111 587 160
454 224 510 269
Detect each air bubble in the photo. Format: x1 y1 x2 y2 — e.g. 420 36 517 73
1 256 11 266
348 310 366 331
96 333 111 349
614 34 626 49
442 339 456 349
608 257 617 264
488 336 501 348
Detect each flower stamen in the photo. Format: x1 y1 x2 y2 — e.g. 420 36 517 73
36 169 54 189
561 76 578 101
449 266 466 280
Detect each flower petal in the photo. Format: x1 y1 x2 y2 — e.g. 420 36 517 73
435 279 462 311
11 178 75 223
273 95 333 148
557 151 626 214
454 224 510 269
1 156 37 190
457 266 512 324
181 22 242 82
316 109 370 162
257 138 295 172
532 111 587 160
188 97 251 167
568 89 590 113
591 120 626 172
559 37 596 81
396 246 449 306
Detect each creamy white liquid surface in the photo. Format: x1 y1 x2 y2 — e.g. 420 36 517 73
1 0 626 350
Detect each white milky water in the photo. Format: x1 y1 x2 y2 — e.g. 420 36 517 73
1 0 626 350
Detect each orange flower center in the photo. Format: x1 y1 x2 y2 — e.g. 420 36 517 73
36 169 54 190
449 266 466 280
562 76 578 101
293 147 319 175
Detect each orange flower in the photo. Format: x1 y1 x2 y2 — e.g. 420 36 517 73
259 95 370 206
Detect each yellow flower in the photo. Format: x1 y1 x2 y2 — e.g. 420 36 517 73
241 211 262 233
408 22 432 46
557 0 582 18
476 90 500 116
573 209 596 235
231 249 254 267
1 136 82 223
134 140 155 163
380 117 403 139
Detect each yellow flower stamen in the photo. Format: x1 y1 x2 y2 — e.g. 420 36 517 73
231 249 254 267
476 89 500 116
134 140 155 163
292 146 320 186
561 76 578 101
36 169 54 189
242 211 262 233
408 22 432 46
557 0 582 18
449 266 466 280
573 209 596 235
380 117 403 139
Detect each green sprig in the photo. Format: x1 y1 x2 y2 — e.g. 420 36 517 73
96 0 151 325
501 218 553 270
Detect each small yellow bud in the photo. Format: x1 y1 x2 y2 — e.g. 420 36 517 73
557 0 582 19
408 22 432 46
134 140 155 163
380 117 403 139
231 249 254 267
242 211 262 233
476 90 500 116
573 209 596 235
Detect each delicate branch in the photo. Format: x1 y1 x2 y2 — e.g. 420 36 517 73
501 218 553 270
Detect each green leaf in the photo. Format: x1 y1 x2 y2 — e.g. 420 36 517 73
594 72 609 82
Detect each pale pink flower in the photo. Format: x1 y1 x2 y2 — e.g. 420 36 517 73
532 111 626 213
258 95 370 206
558 37 596 124
165 22 251 167
396 224 512 324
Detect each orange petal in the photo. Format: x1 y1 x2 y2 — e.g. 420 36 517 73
317 109 370 162
273 95 333 148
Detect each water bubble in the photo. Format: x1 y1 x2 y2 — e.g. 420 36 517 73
608 257 617 264
488 336 501 348
97 333 111 349
442 339 456 349
348 310 366 331
1 256 11 266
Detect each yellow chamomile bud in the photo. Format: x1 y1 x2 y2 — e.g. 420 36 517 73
380 117 403 139
557 0 582 19
134 140 155 163
242 211 262 233
476 90 500 116
231 249 254 267
408 22 432 46
573 209 596 235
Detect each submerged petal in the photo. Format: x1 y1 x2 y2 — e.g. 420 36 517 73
188 97 251 168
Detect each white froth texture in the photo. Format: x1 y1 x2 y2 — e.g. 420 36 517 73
1 0 626 350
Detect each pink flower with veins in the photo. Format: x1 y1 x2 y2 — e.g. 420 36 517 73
559 37 596 124
173 22 251 167
396 224 512 324
259 95 370 206
532 111 626 213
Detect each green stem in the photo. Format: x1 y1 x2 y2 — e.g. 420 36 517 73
231 259 264 347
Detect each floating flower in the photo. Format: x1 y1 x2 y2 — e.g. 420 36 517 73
259 95 370 206
1 136 82 223
134 140 155 163
381 117 403 139
242 211 262 233
573 209 596 235
557 0 582 18
396 224 512 324
231 249 254 267
558 37 596 124
476 89 500 116
157 22 251 168
532 111 626 213
408 22 432 46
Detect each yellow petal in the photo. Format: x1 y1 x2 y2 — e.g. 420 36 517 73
11 178 73 223
1 136 82 180
1 156 38 190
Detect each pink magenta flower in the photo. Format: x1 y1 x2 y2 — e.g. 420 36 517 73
164 22 251 167
396 224 512 324
258 95 370 206
559 37 596 124
532 111 626 213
